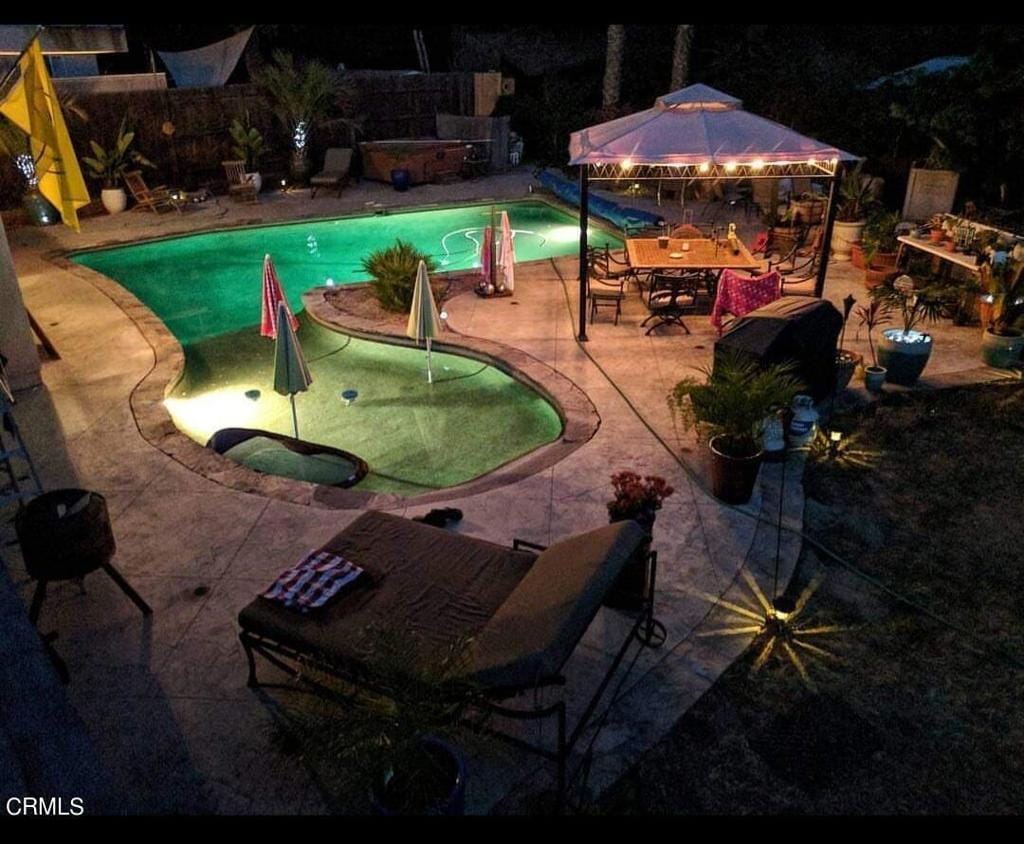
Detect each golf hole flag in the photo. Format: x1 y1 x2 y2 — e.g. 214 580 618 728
0 37 90 231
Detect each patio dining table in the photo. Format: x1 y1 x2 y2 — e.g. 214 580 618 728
625 236 762 274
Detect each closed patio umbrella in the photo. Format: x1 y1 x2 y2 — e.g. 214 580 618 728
498 210 516 293
261 253 299 339
406 260 442 383
273 300 312 438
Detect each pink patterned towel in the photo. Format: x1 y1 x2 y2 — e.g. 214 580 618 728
262 550 364 613
711 269 782 334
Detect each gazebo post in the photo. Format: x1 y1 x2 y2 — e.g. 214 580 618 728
578 165 590 342
814 168 842 298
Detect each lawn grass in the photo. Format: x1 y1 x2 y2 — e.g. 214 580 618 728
600 382 1024 814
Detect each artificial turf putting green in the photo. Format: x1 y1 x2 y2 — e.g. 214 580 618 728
166 314 563 495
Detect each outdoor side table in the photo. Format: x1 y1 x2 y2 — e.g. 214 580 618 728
15 489 152 625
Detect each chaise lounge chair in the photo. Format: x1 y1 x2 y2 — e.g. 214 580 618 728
310 148 352 198
238 510 661 796
123 170 184 213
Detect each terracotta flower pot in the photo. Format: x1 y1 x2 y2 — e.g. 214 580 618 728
929 229 944 243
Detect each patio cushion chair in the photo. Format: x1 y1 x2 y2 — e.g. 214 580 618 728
310 147 353 198
122 170 184 214
642 270 704 335
222 160 259 203
237 509 661 799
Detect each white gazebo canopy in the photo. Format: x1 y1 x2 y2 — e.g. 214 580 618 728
569 83 858 180
565 84 861 340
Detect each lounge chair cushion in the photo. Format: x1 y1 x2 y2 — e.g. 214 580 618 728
238 510 535 671
468 520 648 690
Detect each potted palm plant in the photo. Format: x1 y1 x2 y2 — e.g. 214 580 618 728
228 111 265 193
979 255 1024 368
667 356 803 505
81 117 154 214
281 627 472 816
870 274 948 385
253 50 350 183
831 162 879 262
855 300 890 392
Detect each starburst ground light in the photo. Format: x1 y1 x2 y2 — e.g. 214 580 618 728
694 570 850 692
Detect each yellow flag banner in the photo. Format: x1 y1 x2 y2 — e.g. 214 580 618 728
0 38 90 231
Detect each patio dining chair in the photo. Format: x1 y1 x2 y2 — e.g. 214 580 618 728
222 160 259 204
587 246 628 325
642 271 703 335
770 228 824 297
122 170 184 214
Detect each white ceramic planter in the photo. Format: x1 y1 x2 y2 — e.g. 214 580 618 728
831 219 866 262
247 173 262 193
101 187 127 214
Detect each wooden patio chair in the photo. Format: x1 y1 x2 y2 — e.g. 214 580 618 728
310 148 352 198
122 170 184 214
222 160 259 203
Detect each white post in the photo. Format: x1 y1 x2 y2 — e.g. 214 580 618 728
0 218 42 392
426 338 433 384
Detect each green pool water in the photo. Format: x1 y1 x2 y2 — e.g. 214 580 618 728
71 200 620 345
70 200 607 495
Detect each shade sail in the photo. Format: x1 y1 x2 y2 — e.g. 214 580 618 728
569 83 857 167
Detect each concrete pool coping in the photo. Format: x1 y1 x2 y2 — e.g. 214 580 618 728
49 247 601 510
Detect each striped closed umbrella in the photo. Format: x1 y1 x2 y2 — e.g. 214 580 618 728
261 254 299 339
498 210 516 293
406 260 442 383
273 300 312 438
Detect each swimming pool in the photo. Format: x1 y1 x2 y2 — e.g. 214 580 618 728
70 200 609 495
71 199 621 345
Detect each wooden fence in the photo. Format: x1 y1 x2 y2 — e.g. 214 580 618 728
1 72 477 208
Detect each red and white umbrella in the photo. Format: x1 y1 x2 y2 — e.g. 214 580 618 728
260 253 299 339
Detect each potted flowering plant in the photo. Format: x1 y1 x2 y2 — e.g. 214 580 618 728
607 471 675 532
605 471 674 609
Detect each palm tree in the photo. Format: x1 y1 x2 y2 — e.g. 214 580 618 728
253 49 342 182
670 25 693 90
602 25 625 118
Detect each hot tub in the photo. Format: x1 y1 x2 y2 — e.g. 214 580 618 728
359 139 471 185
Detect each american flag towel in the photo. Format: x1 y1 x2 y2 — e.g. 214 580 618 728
262 550 364 613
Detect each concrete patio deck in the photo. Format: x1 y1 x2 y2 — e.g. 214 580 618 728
1 171 1015 814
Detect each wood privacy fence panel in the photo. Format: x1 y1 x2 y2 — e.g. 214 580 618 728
1 72 477 208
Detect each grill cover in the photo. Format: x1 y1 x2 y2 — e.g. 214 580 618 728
714 297 843 400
